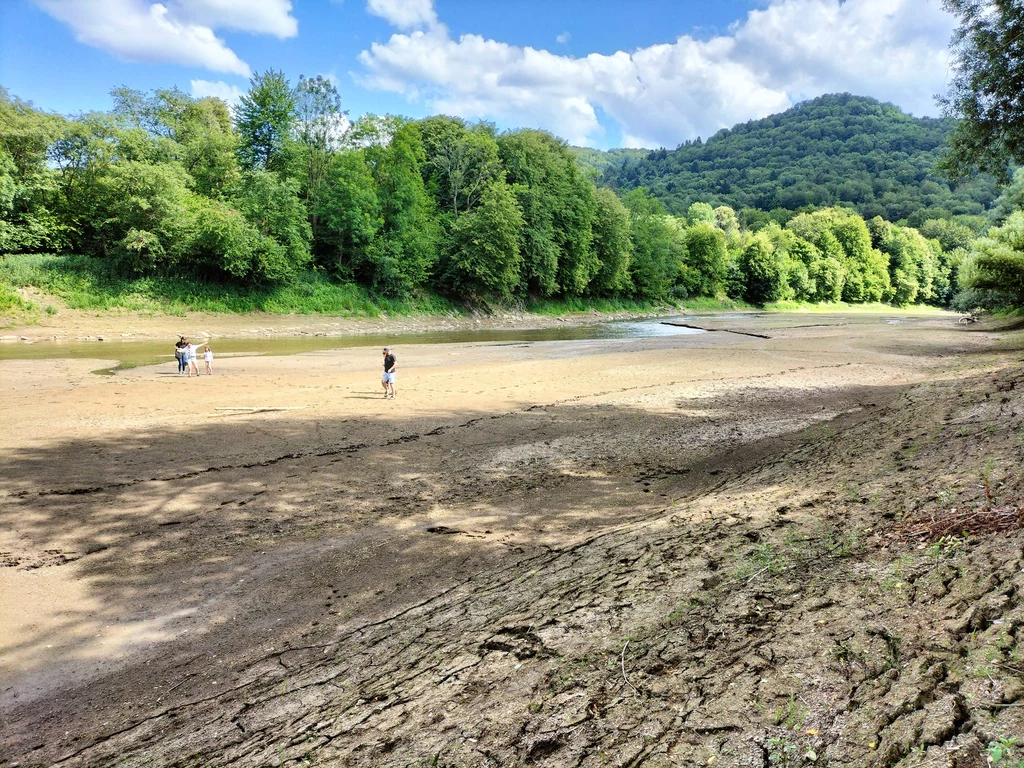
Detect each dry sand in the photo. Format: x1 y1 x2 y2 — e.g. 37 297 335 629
1 311 1021 767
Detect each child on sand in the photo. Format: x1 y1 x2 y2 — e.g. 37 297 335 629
185 341 200 378
204 345 213 375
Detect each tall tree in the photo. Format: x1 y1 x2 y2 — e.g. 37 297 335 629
441 181 524 301
418 116 502 220
317 150 381 277
939 0 1024 181
177 97 239 199
590 187 632 296
364 122 437 294
957 210 1024 308
622 188 684 299
236 70 296 174
0 88 65 252
293 75 346 242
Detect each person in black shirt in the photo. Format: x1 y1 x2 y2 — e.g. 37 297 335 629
381 346 397 400
175 336 188 374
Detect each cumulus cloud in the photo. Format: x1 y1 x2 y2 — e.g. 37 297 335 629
34 0 298 77
190 79 244 104
365 0 437 30
556 32 570 44
357 0 955 148
167 0 297 38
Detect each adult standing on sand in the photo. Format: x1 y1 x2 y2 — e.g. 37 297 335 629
382 346 397 400
175 336 187 374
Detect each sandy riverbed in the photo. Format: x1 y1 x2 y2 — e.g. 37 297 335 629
2 311 1021 767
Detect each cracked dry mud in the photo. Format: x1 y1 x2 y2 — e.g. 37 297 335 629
1 314 1022 767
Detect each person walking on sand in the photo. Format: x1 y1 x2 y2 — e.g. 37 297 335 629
175 336 187 374
381 346 397 400
203 344 214 376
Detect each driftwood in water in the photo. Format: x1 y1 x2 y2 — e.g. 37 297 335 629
660 321 771 339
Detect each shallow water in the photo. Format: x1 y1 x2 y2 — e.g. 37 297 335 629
0 316 712 374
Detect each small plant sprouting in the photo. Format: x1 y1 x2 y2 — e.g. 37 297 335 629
927 534 966 558
770 694 807 729
986 738 1024 768
766 735 800 765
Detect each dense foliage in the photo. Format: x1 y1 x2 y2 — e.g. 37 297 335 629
0 81 1014 314
939 0 1024 182
601 94 998 225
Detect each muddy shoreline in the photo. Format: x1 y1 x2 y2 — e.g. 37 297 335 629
2 312 1021 767
0 305 689 345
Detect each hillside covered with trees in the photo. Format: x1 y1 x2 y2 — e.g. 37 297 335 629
602 94 999 226
1 80 1021 316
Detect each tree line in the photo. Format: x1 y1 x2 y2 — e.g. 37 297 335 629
0 74 1018 311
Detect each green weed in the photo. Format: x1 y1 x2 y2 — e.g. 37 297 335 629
987 738 1024 767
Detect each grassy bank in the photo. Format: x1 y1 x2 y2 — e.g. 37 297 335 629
763 298 948 313
0 253 746 323
0 253 460 319
2 252 951 326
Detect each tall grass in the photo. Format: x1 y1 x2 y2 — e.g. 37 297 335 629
525 295 748 316
763 299 948 313
0 254 460 317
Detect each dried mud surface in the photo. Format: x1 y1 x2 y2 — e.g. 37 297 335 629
1 314 1022 767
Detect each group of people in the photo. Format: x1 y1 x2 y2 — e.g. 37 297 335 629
174 337 213 377
171 337 396 390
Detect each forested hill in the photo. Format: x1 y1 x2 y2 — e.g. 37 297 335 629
601 93 998 224
569 146 649 178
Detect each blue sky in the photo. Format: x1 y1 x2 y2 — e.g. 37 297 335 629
0 0 956 149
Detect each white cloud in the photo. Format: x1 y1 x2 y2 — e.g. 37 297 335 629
365 0 437 30
167 0 297 38
34 0 298 77
357 0 955 148
556 31 570 44
190 79 244 104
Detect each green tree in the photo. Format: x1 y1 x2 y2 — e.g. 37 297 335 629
0 88 65 252
990 168 1024 224
686 201 715 226
679 223 727 297
788 207 890 303
365 122 437 294
236 69 296 174
441 181 524 301
110 86 193 138
918 218 976 252
419 116 502 220
177 97 239 199
294 75 346 243
870 217 946 305
739 233 786 304
498 129 596 296
939 0 1024 181
233 170 312 281
93 159 196 271
623 188 684 299
957 210 1024 307
590 187 632 295
317 150 381 277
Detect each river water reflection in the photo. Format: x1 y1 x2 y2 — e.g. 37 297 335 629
0 315 724 374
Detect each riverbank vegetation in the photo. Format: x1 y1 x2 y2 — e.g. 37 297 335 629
2 76 1023 320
